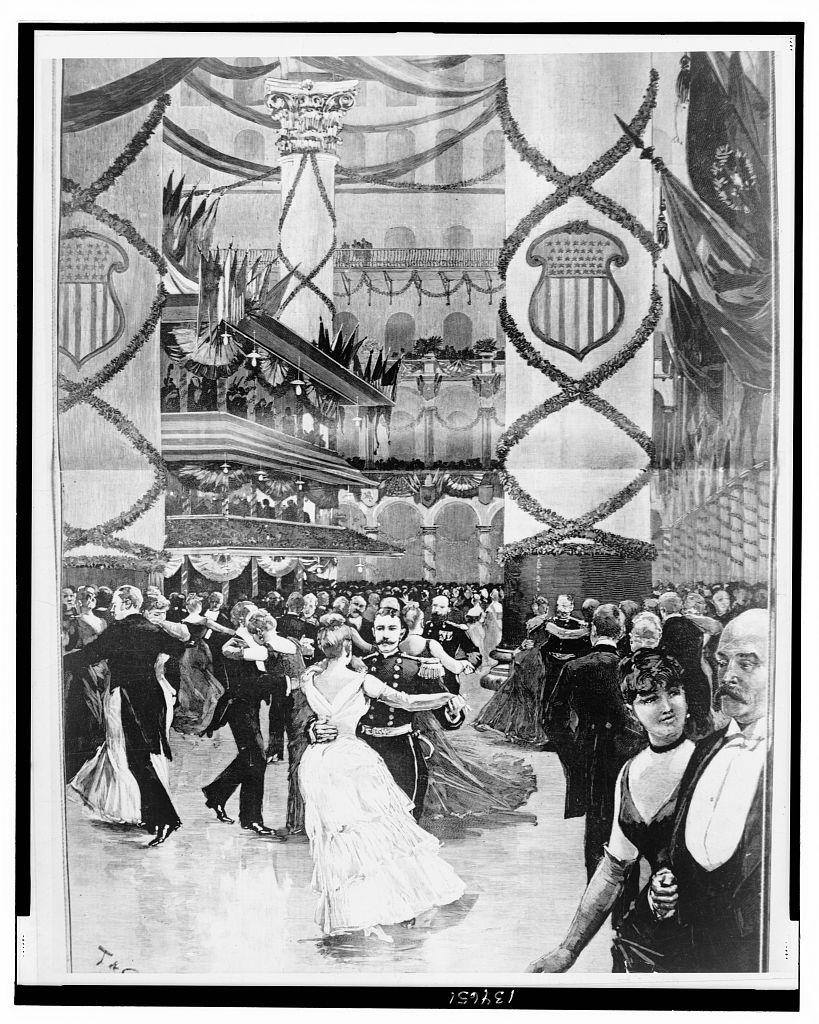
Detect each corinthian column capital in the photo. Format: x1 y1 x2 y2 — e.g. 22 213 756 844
264 78 358 156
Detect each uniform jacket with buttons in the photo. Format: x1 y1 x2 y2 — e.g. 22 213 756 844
360 651 450 732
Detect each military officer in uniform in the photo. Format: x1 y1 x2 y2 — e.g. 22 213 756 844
423 594 481 725
360 608 465 821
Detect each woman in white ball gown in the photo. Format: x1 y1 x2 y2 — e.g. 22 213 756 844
299 618 466 940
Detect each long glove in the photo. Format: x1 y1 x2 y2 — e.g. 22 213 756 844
527 847 631 972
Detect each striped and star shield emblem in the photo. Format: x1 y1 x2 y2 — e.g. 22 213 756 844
58 230 129 368
526 221 628 360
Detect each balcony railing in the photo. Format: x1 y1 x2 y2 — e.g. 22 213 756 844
238 248 501 271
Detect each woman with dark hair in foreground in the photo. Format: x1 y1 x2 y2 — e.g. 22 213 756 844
528 651 695 973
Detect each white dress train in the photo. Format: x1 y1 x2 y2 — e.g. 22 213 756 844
68 651 177 824
299 672 465 935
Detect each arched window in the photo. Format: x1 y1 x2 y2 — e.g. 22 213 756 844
435 129 463 184
434 503 479 582
388 384 423 462
443 311 473 351
434 386 479 463
234 129 265 164
385 312 416 358
384 226 416 249
233 58 266 105
483 130 504 176
333 311 359 341
443 225 473 248
340 130 365 168
386 129 415 184
185 130 210 184
375 503 423 581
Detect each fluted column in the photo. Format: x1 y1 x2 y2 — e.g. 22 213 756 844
742 475 760 582
729 483 745 578
757 467 771 581
265 78 357 340
421 525 437 583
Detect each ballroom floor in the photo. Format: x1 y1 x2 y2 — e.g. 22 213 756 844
64 670 612 978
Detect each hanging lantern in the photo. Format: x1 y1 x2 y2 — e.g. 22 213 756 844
219 326 233 348
221 460 231 476
246 347 264 368
296 475 305 492
292 358 307 396
356 559 365 574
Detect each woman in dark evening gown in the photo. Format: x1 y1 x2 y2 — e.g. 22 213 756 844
472 602 552 748
401 608 537 820
63 586 109 779
172 594 234 734
528 651 695 973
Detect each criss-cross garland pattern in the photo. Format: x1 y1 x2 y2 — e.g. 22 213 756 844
59 96 173 568
495 72 662 565
276 153 338 320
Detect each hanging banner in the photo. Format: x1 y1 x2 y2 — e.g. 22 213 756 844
188 552 251 582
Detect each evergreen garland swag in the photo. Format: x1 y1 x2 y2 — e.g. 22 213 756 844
60 95 174 567
493 68 664 563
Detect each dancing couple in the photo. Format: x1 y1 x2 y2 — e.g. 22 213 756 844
298 611 467 941
64 587 190 847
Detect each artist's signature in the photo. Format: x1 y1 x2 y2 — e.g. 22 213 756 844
449 990 515 1007
96 945 138 973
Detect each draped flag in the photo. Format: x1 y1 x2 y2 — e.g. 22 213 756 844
661 168 772 391
298 55 501 97
183 68 498 134
664 269 724 411
686 51 772 257
63 57 201 132
617 111 773 394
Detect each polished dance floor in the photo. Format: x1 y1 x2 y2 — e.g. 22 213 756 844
64 671 611 976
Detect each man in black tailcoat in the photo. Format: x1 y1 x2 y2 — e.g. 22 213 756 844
359 609 465 820
657 591 713 736
544 603 643 879
202 604 289 838
266 592 315 761
645 609 770 972
63 585 188 847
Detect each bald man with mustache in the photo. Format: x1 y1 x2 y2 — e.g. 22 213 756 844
645 609 771 972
